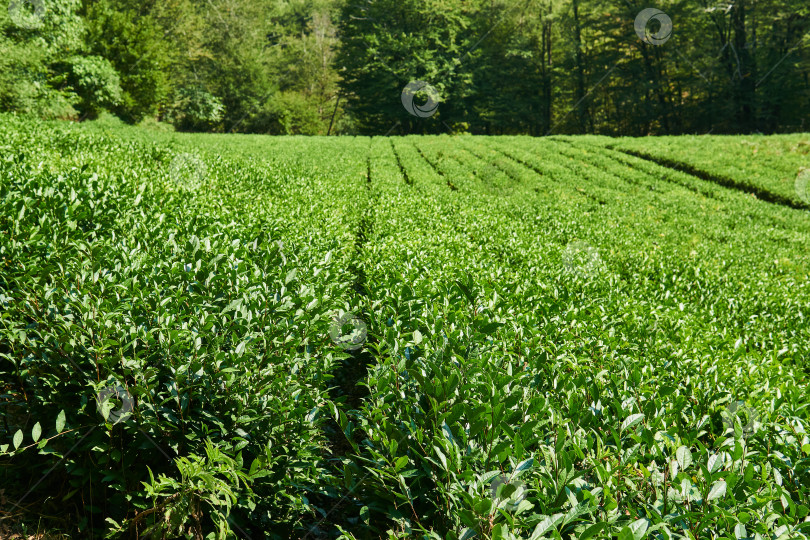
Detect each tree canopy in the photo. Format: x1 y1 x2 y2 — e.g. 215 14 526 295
1 0 808 134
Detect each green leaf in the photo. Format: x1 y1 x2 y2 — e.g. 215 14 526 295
617 526 634 540
531 513 564 539
31 422 41 443
394 455 409 471
707 453 723 473
13 429 23 450
676 446 692 470
434 446 448 471
234 439 249 451
413 329 422 345
224 298 242 313
579 523 605 540
621 413 645 432
515 499 533 514
514 457 533 475
707 480 727 501
628 518 649 540
56 410 66 433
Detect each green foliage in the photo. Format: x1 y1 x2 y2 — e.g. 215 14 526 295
59 55 122 118
1 117 809 538
337 0 475 133
82 0 171 122
325 133 810 538
168 87 225 132
2 0 809 134
606 134 810 207
0 0 84 118
127 440 252 539
258 91 327 135
0 36 77 118
0 115 368 536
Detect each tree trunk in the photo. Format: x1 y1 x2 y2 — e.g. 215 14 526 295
571 0 589 133
732 0 757 132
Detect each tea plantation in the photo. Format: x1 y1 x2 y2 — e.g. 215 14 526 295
1 115 809 539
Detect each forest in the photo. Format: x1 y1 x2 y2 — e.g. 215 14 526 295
1 0 809 136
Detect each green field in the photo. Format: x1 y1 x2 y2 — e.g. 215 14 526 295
1 116 809 539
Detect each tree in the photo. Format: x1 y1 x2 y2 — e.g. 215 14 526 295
0 0 85 118
337 0 477 134
82 0 172 122
58 55 122 119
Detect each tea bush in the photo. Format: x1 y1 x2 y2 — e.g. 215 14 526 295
1 116 808 539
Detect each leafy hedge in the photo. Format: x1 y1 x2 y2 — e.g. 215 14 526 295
0 115 367 537
1 117 809 539
594 134 810 208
